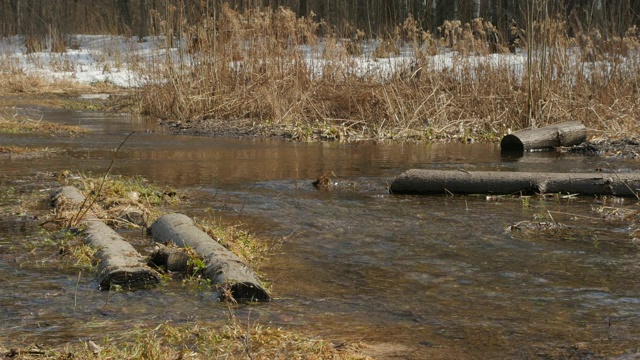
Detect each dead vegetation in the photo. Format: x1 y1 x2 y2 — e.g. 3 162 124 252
49 171 182 229
135 5 640 142
0 320 371 360
0 112 89 134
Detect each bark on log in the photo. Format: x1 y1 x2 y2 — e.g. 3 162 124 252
84 219 161 290
150 213 270 302
501 121 587 153
390 169 640 197
50 186 161 291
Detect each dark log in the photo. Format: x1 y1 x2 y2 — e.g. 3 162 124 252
150 213 270 302
83 219 161 290
148 243 190 273
501 121 587 153
390 169 640 197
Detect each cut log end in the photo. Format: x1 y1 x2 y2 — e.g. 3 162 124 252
223 282 271 302
98 268 161 291
500 134 525 152
500 121 587 153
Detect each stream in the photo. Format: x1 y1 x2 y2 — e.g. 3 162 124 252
2 105 640 358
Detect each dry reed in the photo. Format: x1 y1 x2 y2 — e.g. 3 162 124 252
134 5 640 141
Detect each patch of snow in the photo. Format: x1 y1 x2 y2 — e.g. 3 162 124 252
2 34 632 89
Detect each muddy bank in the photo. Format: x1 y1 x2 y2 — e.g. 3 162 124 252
159 118 295 139
568 138 640 158
159 116 640 156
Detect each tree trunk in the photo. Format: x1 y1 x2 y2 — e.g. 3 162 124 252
84 220 162 290
150 213 270 302
139 0 147 40
49 186 162 291
298 0 307 16
390 169 640 197
500 120 587 153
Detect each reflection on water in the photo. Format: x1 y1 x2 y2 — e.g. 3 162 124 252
1 106 640 357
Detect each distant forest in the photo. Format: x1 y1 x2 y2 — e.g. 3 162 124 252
1 1 639 41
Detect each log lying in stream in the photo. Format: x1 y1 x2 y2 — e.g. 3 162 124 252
500 121 587 153
150 213 270 302
84 219 161 290
49 186 161 291
50 186 86 208
390 169 640 197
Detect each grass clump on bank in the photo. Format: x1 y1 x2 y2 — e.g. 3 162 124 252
0 113 89 134
51 172 183 229
135 5 640 141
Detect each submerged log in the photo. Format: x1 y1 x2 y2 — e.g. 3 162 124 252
501 121 587 153
50 186 161 291
390 169 640 197
150 213 270 302
83 219 161 290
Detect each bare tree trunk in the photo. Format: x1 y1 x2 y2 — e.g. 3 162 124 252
139 0 148 40
298 0 307 16
117 0 131 34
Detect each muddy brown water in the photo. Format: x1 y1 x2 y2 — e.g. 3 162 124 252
2 106 640 358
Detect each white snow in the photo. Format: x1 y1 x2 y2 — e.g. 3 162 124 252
2 33 621 89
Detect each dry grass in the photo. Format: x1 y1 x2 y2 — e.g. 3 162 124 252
0 320 371 360
50 172 182 229
0 67 113 96
0 145 60 159
0 112 89 134
136 5 640 141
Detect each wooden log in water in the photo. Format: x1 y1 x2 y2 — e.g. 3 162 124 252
390 169 640 197
83 219 161 290
148 243 190 273
50 186 161 291
50 186 86 208
150 213 270 302
500 121 587 152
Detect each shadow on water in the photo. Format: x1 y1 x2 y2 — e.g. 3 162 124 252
2 106 640 357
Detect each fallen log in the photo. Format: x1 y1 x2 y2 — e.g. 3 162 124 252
50 186 161 291
390 169 640 197
500 121 587 153
148 243 191 273
50 186 86 208
150 213 270 302
84 219 162 290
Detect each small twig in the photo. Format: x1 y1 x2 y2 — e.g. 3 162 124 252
606 162 640 201
547 211 602 220
70 131 136 226
244 310 253 360
74 271 81 309
547 210 555 223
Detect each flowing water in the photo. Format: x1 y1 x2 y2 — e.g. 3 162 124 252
2 105 640 358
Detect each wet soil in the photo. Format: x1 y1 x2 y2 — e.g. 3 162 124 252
159 117 298 139
568 138 640 159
